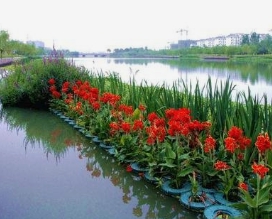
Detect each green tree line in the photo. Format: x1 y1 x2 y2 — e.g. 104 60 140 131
0 30 79 59
111 32 272 58
0 30 44 58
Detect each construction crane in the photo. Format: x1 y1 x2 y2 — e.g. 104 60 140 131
176 29 188 40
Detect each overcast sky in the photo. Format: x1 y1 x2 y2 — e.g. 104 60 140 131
1 0 271 52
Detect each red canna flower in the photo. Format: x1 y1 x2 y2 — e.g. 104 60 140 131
255 133 271 154
204 135 216 153
153 118 165 127
132 120 144 131
252 162 269 179
62 81 69 88
228 126 243 140
91 101 100 111
100 92 121 106
238 136 251 150
224 137 237 153
165 108 176 119
239 182 248 191
52 90 61 99
146 137 155 145
126 165 133 172
48 78 55 85
187 120 206 132
237 153 244 160
147 112 159 124
75 80 83 86
49 85 56 93
138 104 146 111
109 122 119 135
214 160 230 171
118 104 133 116
121 121 131 134
168 120 183 136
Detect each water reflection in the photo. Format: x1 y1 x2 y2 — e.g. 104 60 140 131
0 106 86 161
73 58 272 102
0 106 199 219
111 58 272 85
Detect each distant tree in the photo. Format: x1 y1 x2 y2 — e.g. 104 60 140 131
256 35 272 54
250 32 260 44
0 30 10 59
241 34 250 45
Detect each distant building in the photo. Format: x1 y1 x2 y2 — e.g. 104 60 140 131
171 32 267 49
225 34 243 46
195 33 243 48
27 40 45 48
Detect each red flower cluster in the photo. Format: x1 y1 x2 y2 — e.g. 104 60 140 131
166 108 211 148
252 162 269 179
61 81 70 93
214 160 230 171
126 165 133 172
100 92 121 106
48 78 61 99
204 135 216 153
255 133 271 154
118 104 134 116
48 78 56 85
224 126 251 153
239 182 248 191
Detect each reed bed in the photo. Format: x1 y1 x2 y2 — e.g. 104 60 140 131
85 70 272 144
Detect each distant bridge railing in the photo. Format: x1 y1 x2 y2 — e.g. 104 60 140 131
78 53 109 58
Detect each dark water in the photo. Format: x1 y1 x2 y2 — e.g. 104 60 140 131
0 106 199 219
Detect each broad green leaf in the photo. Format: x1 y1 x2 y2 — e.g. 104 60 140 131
255 187 270 206
132 108 141 120
177 166 193 177
240 190 256 208
165 145 176 159
259 202 272 212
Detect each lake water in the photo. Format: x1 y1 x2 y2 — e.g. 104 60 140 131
0 105 199 219
73 57 272 102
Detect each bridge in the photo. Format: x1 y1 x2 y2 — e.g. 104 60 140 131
78 52 109 58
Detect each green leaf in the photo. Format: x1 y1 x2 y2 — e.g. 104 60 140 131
259 202 272 212
255 187 270 206
240 190 256 208
178 152 191 160
231 202 249 211
165 144 176 159
120 135 125 146
159 163 176 168
177 166 193 177
132 108 141 120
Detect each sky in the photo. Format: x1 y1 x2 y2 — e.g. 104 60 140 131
1 0 272 52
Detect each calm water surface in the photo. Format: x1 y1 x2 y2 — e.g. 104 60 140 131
73 57 272 102
0 105 199 219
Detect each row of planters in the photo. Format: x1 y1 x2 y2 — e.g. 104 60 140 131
48 77 272 219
